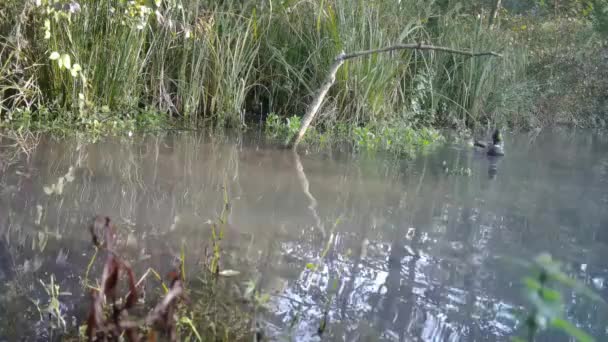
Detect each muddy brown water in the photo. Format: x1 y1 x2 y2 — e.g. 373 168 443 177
0 129 607 341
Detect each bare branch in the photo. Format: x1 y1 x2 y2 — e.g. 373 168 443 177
289 55 345 148
341 43 502 60
287 43 501 149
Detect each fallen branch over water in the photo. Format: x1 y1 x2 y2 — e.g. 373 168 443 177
288 43 502 148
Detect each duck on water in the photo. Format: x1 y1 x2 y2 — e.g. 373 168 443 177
473 129 505 157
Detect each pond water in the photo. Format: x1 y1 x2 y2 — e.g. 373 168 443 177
0 129 607 341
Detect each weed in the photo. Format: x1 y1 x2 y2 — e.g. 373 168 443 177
511 253 603 342
210 177 230 275
34 274 72 332
266 114 443 156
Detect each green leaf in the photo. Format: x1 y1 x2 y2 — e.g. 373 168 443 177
548 271 603 303
256 292 271 305
49 52 60 60
534 253 604 303
316 0 324 34
523 277 542 291
252 8 258 40
551 318 594 342
540 287 562 303
179 316 202 341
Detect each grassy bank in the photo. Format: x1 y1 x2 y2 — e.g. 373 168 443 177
1 0 607 142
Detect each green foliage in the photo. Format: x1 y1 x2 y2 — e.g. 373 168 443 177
264 113 284 136
209 177 230 275
491 0 608 127
591 0 608 36
265 114 443 156
353 126 381 151
34 275 71 332
352 122 444 155
1 0 259 128
1 106 171 138
0 0 606 133
264 113 302 143
514 253 601 342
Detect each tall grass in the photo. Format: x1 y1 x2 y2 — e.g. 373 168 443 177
0 0 540 130
430 14 533 128
256 0 531 130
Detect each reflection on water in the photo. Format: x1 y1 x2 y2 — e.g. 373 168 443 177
0 129 608 341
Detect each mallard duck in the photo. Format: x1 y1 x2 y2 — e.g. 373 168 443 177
474 129 505 156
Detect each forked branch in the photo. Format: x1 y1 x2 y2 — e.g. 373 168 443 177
288 43 502 148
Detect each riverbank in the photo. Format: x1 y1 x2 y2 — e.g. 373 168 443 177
2 1 608 144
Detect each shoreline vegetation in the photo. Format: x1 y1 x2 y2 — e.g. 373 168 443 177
1 0 608 153
1 2 607 340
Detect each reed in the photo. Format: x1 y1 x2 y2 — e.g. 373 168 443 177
0 0 601 132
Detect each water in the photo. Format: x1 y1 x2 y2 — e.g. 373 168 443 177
0 129 607 341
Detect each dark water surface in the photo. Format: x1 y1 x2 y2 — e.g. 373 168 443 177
1 129 607 341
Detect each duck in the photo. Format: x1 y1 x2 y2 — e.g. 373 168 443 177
474 129 505 156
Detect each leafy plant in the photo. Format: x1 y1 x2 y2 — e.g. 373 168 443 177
34 274 71 331
512 253 603 342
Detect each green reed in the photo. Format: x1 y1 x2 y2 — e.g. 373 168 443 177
1 0 598 134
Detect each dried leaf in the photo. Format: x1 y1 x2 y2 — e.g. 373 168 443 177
55 177 65 195
61 54 71 70
64 167 75 182
102 257 120 300
35 205 43 225
123 263 138 309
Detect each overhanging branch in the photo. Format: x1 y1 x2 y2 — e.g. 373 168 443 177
341 43 502 60
288 43 502 149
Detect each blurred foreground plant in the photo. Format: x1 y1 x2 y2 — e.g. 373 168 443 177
512 253 603 342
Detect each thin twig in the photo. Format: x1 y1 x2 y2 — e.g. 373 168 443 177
340 43 502 60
